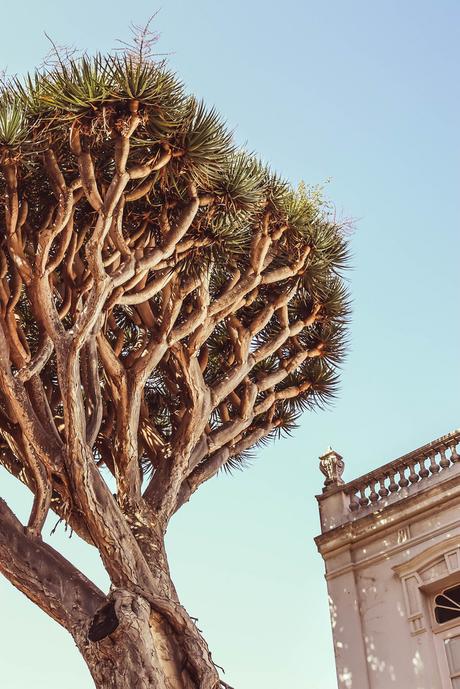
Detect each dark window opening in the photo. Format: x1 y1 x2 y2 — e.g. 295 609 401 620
435 585 460 624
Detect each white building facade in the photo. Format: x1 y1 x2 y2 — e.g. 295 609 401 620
315 430 460 689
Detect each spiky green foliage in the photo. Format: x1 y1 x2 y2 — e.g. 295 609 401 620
0 48 350 489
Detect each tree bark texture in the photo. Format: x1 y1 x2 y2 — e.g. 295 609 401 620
80 592 200 689
0 498 220 689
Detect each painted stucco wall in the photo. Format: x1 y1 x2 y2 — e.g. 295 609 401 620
316 451 460 689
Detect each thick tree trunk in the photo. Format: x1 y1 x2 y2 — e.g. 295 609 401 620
76 590 201 689
0 499 219 689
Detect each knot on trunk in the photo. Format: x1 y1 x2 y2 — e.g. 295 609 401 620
87 589 149 642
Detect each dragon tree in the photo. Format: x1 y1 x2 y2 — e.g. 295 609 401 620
0 41 349 689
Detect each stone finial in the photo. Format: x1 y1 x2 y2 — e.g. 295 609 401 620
319 446 345 492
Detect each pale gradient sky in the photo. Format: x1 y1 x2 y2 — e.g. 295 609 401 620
0 2 459 688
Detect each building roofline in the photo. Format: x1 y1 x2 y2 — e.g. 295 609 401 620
315 461 460 557
317 428 460 502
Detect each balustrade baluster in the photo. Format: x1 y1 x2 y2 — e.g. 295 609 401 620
378 476 389 497
369 480 379 504
359 485 369 507
418 455 429 479
388 471 399 493
439 445 450 469
429 452 440 474
408 461 419 483
349 491 360 512
450 442 460 463
399 465 409 488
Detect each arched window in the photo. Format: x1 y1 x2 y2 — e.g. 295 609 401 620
431 583 460 687
435 585 460 624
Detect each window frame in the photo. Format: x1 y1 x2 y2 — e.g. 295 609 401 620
429 580 460 688
430 579 460 635
433 627 460 689
434 584 460 627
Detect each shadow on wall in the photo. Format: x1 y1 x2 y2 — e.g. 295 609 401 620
329 585 432 689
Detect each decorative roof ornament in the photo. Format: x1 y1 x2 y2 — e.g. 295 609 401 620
319 446 345 492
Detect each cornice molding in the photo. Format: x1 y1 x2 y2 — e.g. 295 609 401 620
393 534 460 578
316 471 460 557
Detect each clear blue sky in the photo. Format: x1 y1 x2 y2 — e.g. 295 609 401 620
1 2 459 688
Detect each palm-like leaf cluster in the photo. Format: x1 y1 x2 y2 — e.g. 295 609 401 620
0 48 350 492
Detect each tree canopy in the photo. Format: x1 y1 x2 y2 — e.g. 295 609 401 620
0 43 350 689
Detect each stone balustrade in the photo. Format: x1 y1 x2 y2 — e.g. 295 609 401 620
343 430 460 514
